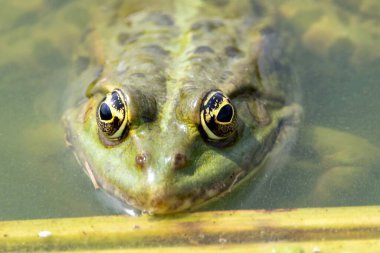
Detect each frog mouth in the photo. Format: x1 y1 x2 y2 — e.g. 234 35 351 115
68 145 245 214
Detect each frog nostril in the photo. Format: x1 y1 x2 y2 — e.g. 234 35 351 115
135 153 147 168
173 153 187 170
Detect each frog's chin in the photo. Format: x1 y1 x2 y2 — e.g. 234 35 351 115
122 169 251 215
113 187 208 215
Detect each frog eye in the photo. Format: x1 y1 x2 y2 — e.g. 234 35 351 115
96 89 130 139
200 90 237 141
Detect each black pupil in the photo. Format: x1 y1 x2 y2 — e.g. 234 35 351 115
217 104 233 122
99 103 112 120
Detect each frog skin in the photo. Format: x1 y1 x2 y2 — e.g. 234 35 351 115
63 0 380 214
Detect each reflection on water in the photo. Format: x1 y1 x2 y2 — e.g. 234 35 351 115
0 0 379 220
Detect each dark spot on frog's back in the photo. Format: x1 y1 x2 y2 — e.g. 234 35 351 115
202 0 229 7
117 32 140 45
225 46 244 58
130 73 146 78
219 71 233 82
251 1 267 17
144 12 174 26
194 46 215 54
260 26 275 36
191 20 224 32
142 45 169 56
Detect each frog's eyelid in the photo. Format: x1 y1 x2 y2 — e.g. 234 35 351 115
224 85 257 99
86 82 116 98
121 87 158 126
226 85 286 108
85 74 123 100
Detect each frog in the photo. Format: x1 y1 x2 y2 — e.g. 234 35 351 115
63 0 380 214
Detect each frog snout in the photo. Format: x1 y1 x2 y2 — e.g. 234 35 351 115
134 152 188 170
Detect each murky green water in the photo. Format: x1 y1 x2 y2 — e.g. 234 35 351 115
0 0 379 220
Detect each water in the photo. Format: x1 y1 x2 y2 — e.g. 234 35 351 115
0 0 379 220
0 0 112 220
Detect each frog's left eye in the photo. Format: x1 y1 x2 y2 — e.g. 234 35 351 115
96 89 130 140
200 90 237 141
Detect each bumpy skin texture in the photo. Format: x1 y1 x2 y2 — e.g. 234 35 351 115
63 0 302 214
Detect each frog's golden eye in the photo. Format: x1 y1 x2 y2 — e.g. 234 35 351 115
96 89 130 140
200 90 237 141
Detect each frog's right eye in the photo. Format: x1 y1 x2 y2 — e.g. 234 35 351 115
199 90 237 141
96 89 130 140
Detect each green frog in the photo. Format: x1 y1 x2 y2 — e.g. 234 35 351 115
63 0 380 214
